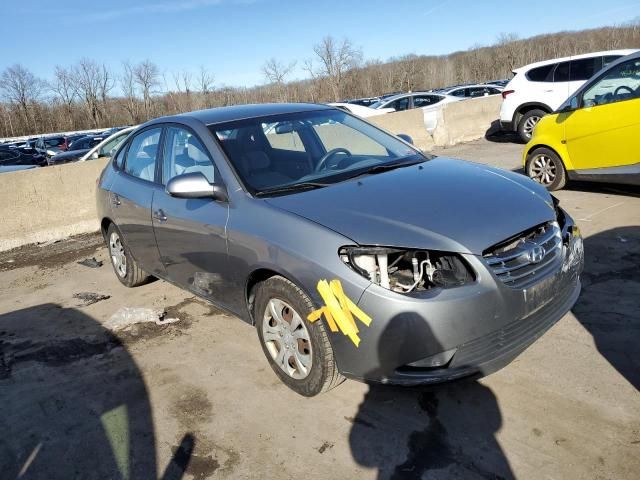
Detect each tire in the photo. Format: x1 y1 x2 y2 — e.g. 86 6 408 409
526 147 567 191
518 109 546 143
254 276 344 396
106 223 149 287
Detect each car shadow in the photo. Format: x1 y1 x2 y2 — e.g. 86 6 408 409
348 316 514 479
484 121 523 144
572 226 640 391
0 304 194 479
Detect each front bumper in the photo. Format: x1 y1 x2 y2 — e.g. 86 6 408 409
333 216 584 385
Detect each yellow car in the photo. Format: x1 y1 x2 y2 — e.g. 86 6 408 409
524 52 640 191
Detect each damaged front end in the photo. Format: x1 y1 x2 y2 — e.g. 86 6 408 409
339 246 475 293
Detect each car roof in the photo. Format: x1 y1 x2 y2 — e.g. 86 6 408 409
513 49 639 73
438 84 502 91
152 103 332 127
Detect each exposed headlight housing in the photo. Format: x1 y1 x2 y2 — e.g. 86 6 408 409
339 246 475 293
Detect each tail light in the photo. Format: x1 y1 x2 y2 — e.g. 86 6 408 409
501 89 514 99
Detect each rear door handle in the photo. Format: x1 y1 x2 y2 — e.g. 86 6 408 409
153 209 167 222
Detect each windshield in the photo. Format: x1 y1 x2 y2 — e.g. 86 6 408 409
209 109 427 195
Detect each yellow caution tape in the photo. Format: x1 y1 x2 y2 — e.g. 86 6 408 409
308 279 372 347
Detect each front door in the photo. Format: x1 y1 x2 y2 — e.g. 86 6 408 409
152 126 233 307
563 57 640 171
109 126 166 277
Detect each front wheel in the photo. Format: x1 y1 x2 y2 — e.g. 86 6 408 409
254 276 344 396
526 147 567 191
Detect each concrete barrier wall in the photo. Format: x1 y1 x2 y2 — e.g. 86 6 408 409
0 159 108 251
0 97 502 251
431 95 502 147
367 109 435 152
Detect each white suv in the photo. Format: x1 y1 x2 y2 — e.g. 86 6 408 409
499 49 637 142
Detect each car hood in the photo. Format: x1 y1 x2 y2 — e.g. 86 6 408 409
265 158 555 255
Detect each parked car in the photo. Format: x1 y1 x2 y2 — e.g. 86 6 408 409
329 102 387 118
370 92 460 112
500 49 638 142
80 126 137 161
97 103 584 396
435 84 503 98
34 135 69 157
47 135 105 165
0 146 46 167
523 52 640 190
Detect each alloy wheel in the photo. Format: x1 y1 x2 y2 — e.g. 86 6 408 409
529 154 557 185
109 232 127 278
262 298 313 379
522 115 541 138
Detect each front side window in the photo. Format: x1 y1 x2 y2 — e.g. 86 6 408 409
582 58 640 107
124 128 161 182
384 97 410 111
210 109 426 195
163 127 216 184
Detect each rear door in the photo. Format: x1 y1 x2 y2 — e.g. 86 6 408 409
108 126 166 276
152 125 233 306
524 63 559 109
564 57 640 170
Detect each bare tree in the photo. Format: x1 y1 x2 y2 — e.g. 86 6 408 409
72 59 105 128
49 66 78 129
134 60 160 120
311 36 362 101
121 62 140 123
262 58 295 101
0 64 44 131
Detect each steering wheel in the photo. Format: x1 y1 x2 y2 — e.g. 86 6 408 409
314 148 352 172
614 85 634 97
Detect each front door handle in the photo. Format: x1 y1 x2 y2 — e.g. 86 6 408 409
153 209 167 222
111 194 121 206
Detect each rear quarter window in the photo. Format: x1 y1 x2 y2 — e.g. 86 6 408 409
526 64 555 82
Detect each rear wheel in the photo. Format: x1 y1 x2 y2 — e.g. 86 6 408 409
254 276 343 396
106 223 149 287
518 109 546 143
526 147 567 191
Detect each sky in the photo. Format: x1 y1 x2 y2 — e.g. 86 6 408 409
1 0 639 90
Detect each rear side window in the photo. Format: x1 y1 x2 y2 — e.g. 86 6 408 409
124 128 162 182
603 55 622 68
413 95 441 107
384 97 410 111
569 57 602 81
527 64 555 82
450 88 466 97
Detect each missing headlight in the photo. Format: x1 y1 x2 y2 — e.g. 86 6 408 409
339 246 475 293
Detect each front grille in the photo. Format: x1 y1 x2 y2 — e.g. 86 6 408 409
483 222 562 288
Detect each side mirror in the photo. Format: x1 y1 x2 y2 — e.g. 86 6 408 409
396 133 414 145
166 172 227 201
559 96 579 113
90 151 99 160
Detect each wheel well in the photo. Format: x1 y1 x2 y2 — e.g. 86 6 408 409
100 218 113 240
515 104 551 126
245 268 281 325
525 144 561 161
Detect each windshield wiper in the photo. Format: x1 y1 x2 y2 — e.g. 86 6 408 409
349 157 425 179
255 181 329 197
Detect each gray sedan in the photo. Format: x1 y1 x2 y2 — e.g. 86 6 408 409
96 103 584 396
